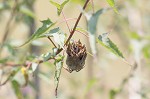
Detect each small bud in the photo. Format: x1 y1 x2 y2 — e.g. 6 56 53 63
66 40 87 73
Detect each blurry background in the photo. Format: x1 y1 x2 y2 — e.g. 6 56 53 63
0 0 150 99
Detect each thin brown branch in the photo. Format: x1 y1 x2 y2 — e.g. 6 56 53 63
47 36 57 48
65 0 90 46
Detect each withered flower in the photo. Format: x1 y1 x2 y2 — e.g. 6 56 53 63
66 40 87 73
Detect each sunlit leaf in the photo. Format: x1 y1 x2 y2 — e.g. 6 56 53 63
17 18 55 47
50 0 69 15
85 9 107 55
128 32 141 40
52 32 66 48
106 0 119 14
98 33 124 58
45 27 66 48
11 80 23 99
31 62 39 72
106 0 115 7
109 89 117 99
21 67 28 86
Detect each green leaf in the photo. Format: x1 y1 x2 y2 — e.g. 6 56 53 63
109 89 117 99
142 45 150 59
45 27 66 48
98 33 124 58
19 6 36 18
54 55 64 97
88 9 106 35
106 0 119 14
0 58 8 63
44 27 60 37
50 0 69 15
106 0 115 7
128 32 141 40
41 52 52 62
84 78 97 94
31 62 39 72
17 18 55 47
21 67 28 86
11 80 23 99
52 32 66 48
85 9 107 55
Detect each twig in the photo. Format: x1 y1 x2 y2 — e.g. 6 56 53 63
0 0 90 68
0 0 18 56
65 0 90 45
47 36 57 48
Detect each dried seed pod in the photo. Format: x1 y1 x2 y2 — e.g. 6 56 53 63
66 40 87 73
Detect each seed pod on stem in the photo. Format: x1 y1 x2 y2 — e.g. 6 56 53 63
66 40 87 73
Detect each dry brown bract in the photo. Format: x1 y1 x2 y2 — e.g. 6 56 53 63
66 40 87 73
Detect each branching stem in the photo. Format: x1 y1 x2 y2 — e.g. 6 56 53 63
48 36 57 48
56 0 90 55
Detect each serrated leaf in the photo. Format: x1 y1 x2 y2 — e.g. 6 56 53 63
106 0 119 14
85 9 106 55
17 18 55 47
11 80 23 99
98 33 124 58
50 0 69 15
54 55 64 97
